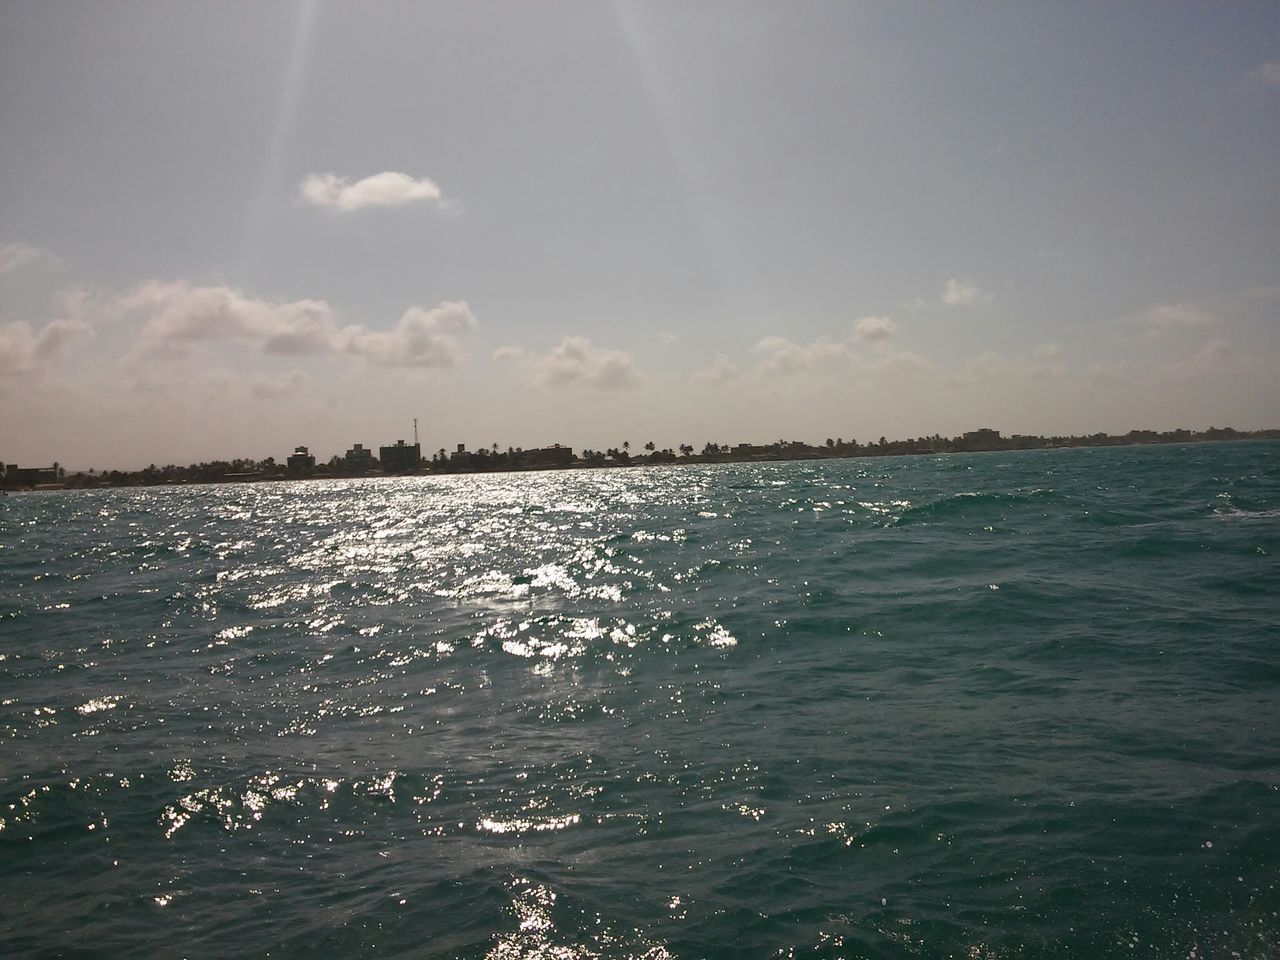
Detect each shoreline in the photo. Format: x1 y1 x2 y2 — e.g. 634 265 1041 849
5 429 1276 493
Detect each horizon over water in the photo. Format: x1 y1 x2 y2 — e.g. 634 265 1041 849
2 441 1277 958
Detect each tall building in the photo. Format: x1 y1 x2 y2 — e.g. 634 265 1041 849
344 443 375 471
286 446 315 475
379 439 421 471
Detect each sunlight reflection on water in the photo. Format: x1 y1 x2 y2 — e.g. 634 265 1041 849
2 448 1278 958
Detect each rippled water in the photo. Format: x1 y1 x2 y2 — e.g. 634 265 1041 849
2 442 1277 958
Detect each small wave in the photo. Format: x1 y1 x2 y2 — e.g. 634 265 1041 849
892 489 1063 525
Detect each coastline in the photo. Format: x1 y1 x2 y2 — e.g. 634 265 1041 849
5 427 1276 493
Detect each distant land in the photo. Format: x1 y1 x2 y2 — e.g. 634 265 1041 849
3 425 1277 491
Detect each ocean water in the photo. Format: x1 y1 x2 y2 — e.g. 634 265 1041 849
1 441 1277 959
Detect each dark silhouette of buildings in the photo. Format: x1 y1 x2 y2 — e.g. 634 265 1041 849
344 443 376 472
524 444 574 468
286 446 315 476
379 439 421 472
2 463 62 488
13 425 1280 491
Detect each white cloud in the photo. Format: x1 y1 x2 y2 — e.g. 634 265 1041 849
753 335 854 376
492 345 526 364
0 242 53 275
1252 60 1280 86
251 369 310 399
866 349 936 374
0 318 91 374
299 171 444 211
117 281 475 367
343 301 477 367
853 316 896 341
1151 338 1254 385
693 352 740 383
495 336 642 391
1138 302 1218 332
119 282 340 359
941 277 984 306
950 344 1066 385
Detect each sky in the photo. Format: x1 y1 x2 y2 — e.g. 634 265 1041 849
1 1 1277 469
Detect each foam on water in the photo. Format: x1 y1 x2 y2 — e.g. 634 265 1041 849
1 442 1277 958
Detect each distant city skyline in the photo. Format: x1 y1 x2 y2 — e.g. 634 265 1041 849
2 2 1278 468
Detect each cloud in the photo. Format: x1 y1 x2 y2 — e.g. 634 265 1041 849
1251 60 1280 86
251 369 310 399
853 316 896 341
343 301 477 367
0 318 91 375
941 277 984 306
693 352 740 383
118 281 475 367
750 315 902 379
1152 338 1253 384
299 171 444 211
1191 339 1237 364
866 349 936 374
1125 302 1221 342
0 242 54 275
1032 342 1063 360
119 282 340 359
950 343 1066 385
753 335 854 376
1138 302 1218 332
495 336 642 391
751 331 941 382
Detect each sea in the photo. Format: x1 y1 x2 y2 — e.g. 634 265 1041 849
1 441 1277 959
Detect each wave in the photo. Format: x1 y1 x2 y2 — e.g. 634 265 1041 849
891 488 1065 526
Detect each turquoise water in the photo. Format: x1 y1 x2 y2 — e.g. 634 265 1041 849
1 442 1277 958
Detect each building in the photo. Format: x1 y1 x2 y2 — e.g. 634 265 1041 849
344 443 376 472
957 428 1003 451
286 446 315 475
524 444 574 468
379 439 421 471
2 464 60 487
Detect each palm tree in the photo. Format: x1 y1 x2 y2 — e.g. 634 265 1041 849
645 441 655 452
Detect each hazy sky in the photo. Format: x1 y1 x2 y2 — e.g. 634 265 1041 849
2 1 1277 468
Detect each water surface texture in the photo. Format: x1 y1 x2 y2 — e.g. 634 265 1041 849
2 442 1278 958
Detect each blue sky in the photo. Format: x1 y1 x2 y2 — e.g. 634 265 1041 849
1 1 1277 467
